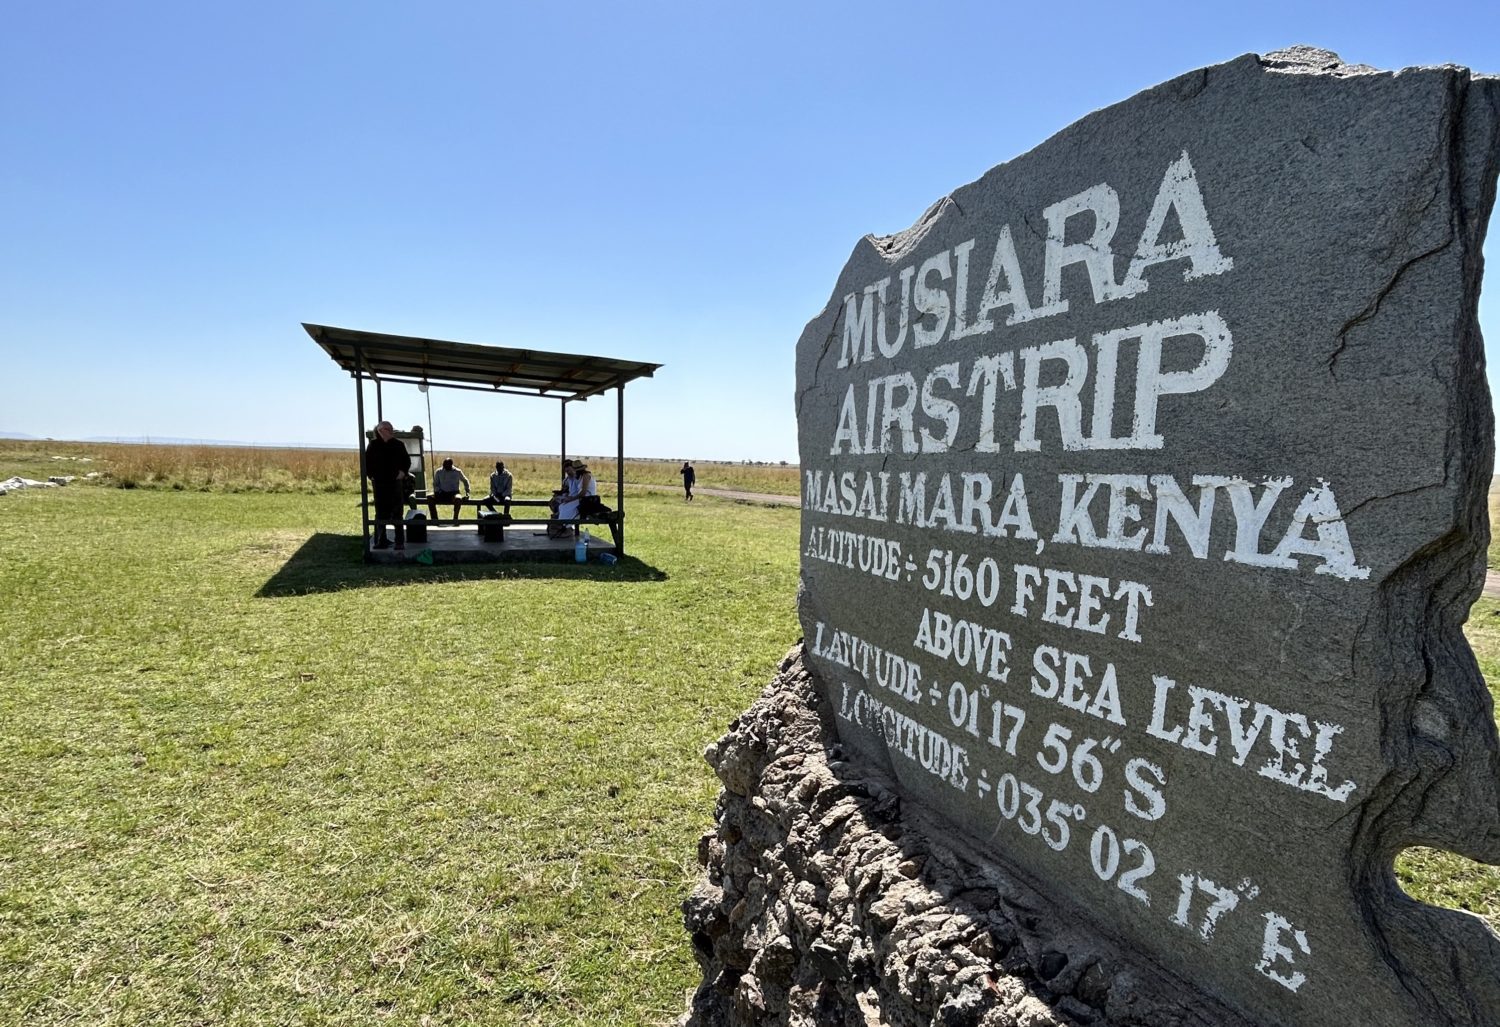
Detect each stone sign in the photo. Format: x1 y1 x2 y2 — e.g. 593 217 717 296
794 47 1500 1026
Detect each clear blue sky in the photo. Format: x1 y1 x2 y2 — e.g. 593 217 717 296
3 1 1496 463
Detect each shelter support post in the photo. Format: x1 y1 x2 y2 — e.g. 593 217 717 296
560 400 568 482
617 385 625 556
354 349 371 555
424 386 435 471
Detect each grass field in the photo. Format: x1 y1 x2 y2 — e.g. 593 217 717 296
0 447 1496 1025
0 487 799 1025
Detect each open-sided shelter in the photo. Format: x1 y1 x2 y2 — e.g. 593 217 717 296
306 323 661 559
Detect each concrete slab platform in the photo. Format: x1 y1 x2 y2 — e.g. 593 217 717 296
366 524 614 564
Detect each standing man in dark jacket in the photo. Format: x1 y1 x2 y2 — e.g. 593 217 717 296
365 421 412 550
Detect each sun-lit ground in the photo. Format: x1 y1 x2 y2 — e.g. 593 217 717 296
0 446 1493 1025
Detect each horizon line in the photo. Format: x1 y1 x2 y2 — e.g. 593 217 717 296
0 432 800 466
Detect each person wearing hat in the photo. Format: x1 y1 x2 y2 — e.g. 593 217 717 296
365 420 412 551
578 463 607 517
428 457 471 523
557 462 595 521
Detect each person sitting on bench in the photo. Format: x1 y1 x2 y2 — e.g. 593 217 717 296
428 458 470 522
548 461 599 537
549 461 577 518
481 459 513 517
577 464 606 517
557 462 593 519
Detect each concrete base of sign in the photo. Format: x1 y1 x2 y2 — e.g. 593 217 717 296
681 646 1257 1027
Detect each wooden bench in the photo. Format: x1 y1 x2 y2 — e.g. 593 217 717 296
478 503 624 551
410 493 517 522
411 494 624 552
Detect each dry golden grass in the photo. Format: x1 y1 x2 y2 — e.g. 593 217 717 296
1490 478 1500 568
108 444 360 492
0 440 801 497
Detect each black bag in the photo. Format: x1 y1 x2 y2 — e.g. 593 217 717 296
579 495 609 517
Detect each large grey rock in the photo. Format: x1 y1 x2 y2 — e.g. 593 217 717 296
684 649 1252 1027
794 47 1500 1026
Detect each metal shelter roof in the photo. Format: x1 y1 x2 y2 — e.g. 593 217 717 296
304 323 662 401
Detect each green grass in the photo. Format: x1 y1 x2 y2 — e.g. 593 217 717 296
1395 597 1500 925
0 439 105 484
0 481 1495 1025
0 488 798 1025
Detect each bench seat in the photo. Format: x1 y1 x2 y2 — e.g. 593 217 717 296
410 493 624 552
477 507 624 550
410 495 542 521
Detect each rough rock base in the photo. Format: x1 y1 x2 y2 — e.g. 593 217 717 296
680 647 1255 1027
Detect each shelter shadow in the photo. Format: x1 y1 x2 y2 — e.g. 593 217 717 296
256 533 668 598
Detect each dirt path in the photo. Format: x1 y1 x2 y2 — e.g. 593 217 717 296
626 482 798 506
1486 570 1500 599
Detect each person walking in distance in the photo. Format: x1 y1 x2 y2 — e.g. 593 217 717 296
365 420 412 551
680 461 695 501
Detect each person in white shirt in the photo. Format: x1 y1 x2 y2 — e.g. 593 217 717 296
557 462 595 520
428 458 470 522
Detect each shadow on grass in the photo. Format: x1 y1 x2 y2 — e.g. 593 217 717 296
256 533 669 598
